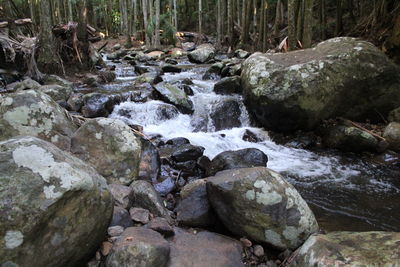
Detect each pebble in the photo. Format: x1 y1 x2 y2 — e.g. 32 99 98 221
253 245 265 257
129 207 150 224
240 237 252 247
107 225 124 237
100 241 113 256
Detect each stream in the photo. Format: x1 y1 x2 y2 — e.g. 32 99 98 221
103 56 400 232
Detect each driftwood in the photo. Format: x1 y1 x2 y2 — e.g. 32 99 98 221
0 18 32 28
53 22 103 43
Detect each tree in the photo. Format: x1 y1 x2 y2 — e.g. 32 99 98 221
154 0 160 47
288 0 297 50
303 0 314 48
37 0 62 74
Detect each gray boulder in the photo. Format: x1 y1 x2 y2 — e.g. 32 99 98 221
188 44 215 64
388 107 400 122
383 122 400 151
37 84 73 102
71 118 142 185
214 76 242 95
293 232 400 266
207 167 319 250
154 82 194 114
0 90 77 150
0 136 113 267
241 37 400 132
106 227 170 267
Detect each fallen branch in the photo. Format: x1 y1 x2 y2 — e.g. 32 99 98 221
338 117 386 141
97 41 108 52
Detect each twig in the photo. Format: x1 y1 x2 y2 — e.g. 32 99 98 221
98 41 108 52
338 117 386 141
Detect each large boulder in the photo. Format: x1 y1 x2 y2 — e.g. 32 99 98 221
37 84 73 102
188 44 215 64
383 122 400 151
214 76 242 95
241 37 400 132
0 90 77 150
388 107 400 122
207 167 319 250
0 137 113 267
293 232 400 266
106 227 170 267
71 118 142 185
209 148 268 176
168 228 244 267
154 83 194 114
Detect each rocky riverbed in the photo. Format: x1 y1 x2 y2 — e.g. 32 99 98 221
1 37 400 266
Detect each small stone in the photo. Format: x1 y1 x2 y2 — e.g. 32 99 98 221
100 241 113 256
240 237 252 248
108 226 124 237
266 261 278 267
253 245 265 257
129 207 150 224
95 251 101 261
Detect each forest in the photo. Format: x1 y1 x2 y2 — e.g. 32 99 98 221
1 0 400 267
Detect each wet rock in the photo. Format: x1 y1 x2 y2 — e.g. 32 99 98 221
166 137 190 146
110 206 134 229
114 101 179 123
138 138 161 182
99 70 117 83
129 83 156 102
324 125 385 153
0 90 77 150
135 65 150 75
109 184 134 209
235 49 251 59
135 72 163 85
188 44 216 64
154 82 194 114
209 148 268 176
210 99 242 131
207 167 319 250
145 217 174 237
43 74 74 89
106 227 170 267
182 78 194 85
293 232 400 266
108 226 124 237
67 92 84 112
214 76 241 95
165 58 178 65
388 107 400 122
129 207 150 224
203 62 224 79
241 37 400 132
37 84 73 102
242 129 263 143
176 179 215 227
71 118 142 185
162 64 182 73
130 180 171 220
0 137 113 267
221 63 242 77
383 122 400 151
169 228 244 267
171 144 205 162
81 93 122 118
182 84 194 96
107 50 128 60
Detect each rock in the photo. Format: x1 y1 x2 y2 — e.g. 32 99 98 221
214 76 241 95
67 92 84 112
383 122 400 151
130 180 171 220
81 93 123 118
324 125 384 153
182 84 194 96
171 144 205 162
37 84 73 102
43 75 74 89
145 217 174 237
165 58 178 65
0 137 113 267
207 167 319 250
110 206 134 228
235 49 251 59
203 62 224 79
188 44 216 64
0 90 77 150
209 148 268 176
135 65 150 75
242 129 263 143
170 48 186 58
12 78 41 91
113 44 121 50
388 107 400 122
129 207 150 224
181 42 196 51
162 64 182 73
210 99 242 131
176 179 215 227
147 51 165 59
71 118 142 185
240 238 253 248
169 228 244 267
108 226 125 237
109 184 134 209
106 227 170 267
107 50 128 60
138 138 161 182
166 137 190 146
153 82 194 114
221 63 242 77
253 245 265 257
101 241 113 256
241 37 400 132
293 232 400 266
99 70 116 83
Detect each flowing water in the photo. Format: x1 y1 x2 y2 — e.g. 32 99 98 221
105 57 400 232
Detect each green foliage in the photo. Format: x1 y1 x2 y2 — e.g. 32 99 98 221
146 11 177 45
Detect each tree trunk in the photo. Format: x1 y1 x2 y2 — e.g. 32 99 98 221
263 0 268 52
173 0 178 29
198 0 202 34
217 0 222 47
273 0 282 36
297 0 304 43
303 0 314 48
37 0 61 74
288 0 297 50
142 0 150 46
154 0 160 47
335 0 343 36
